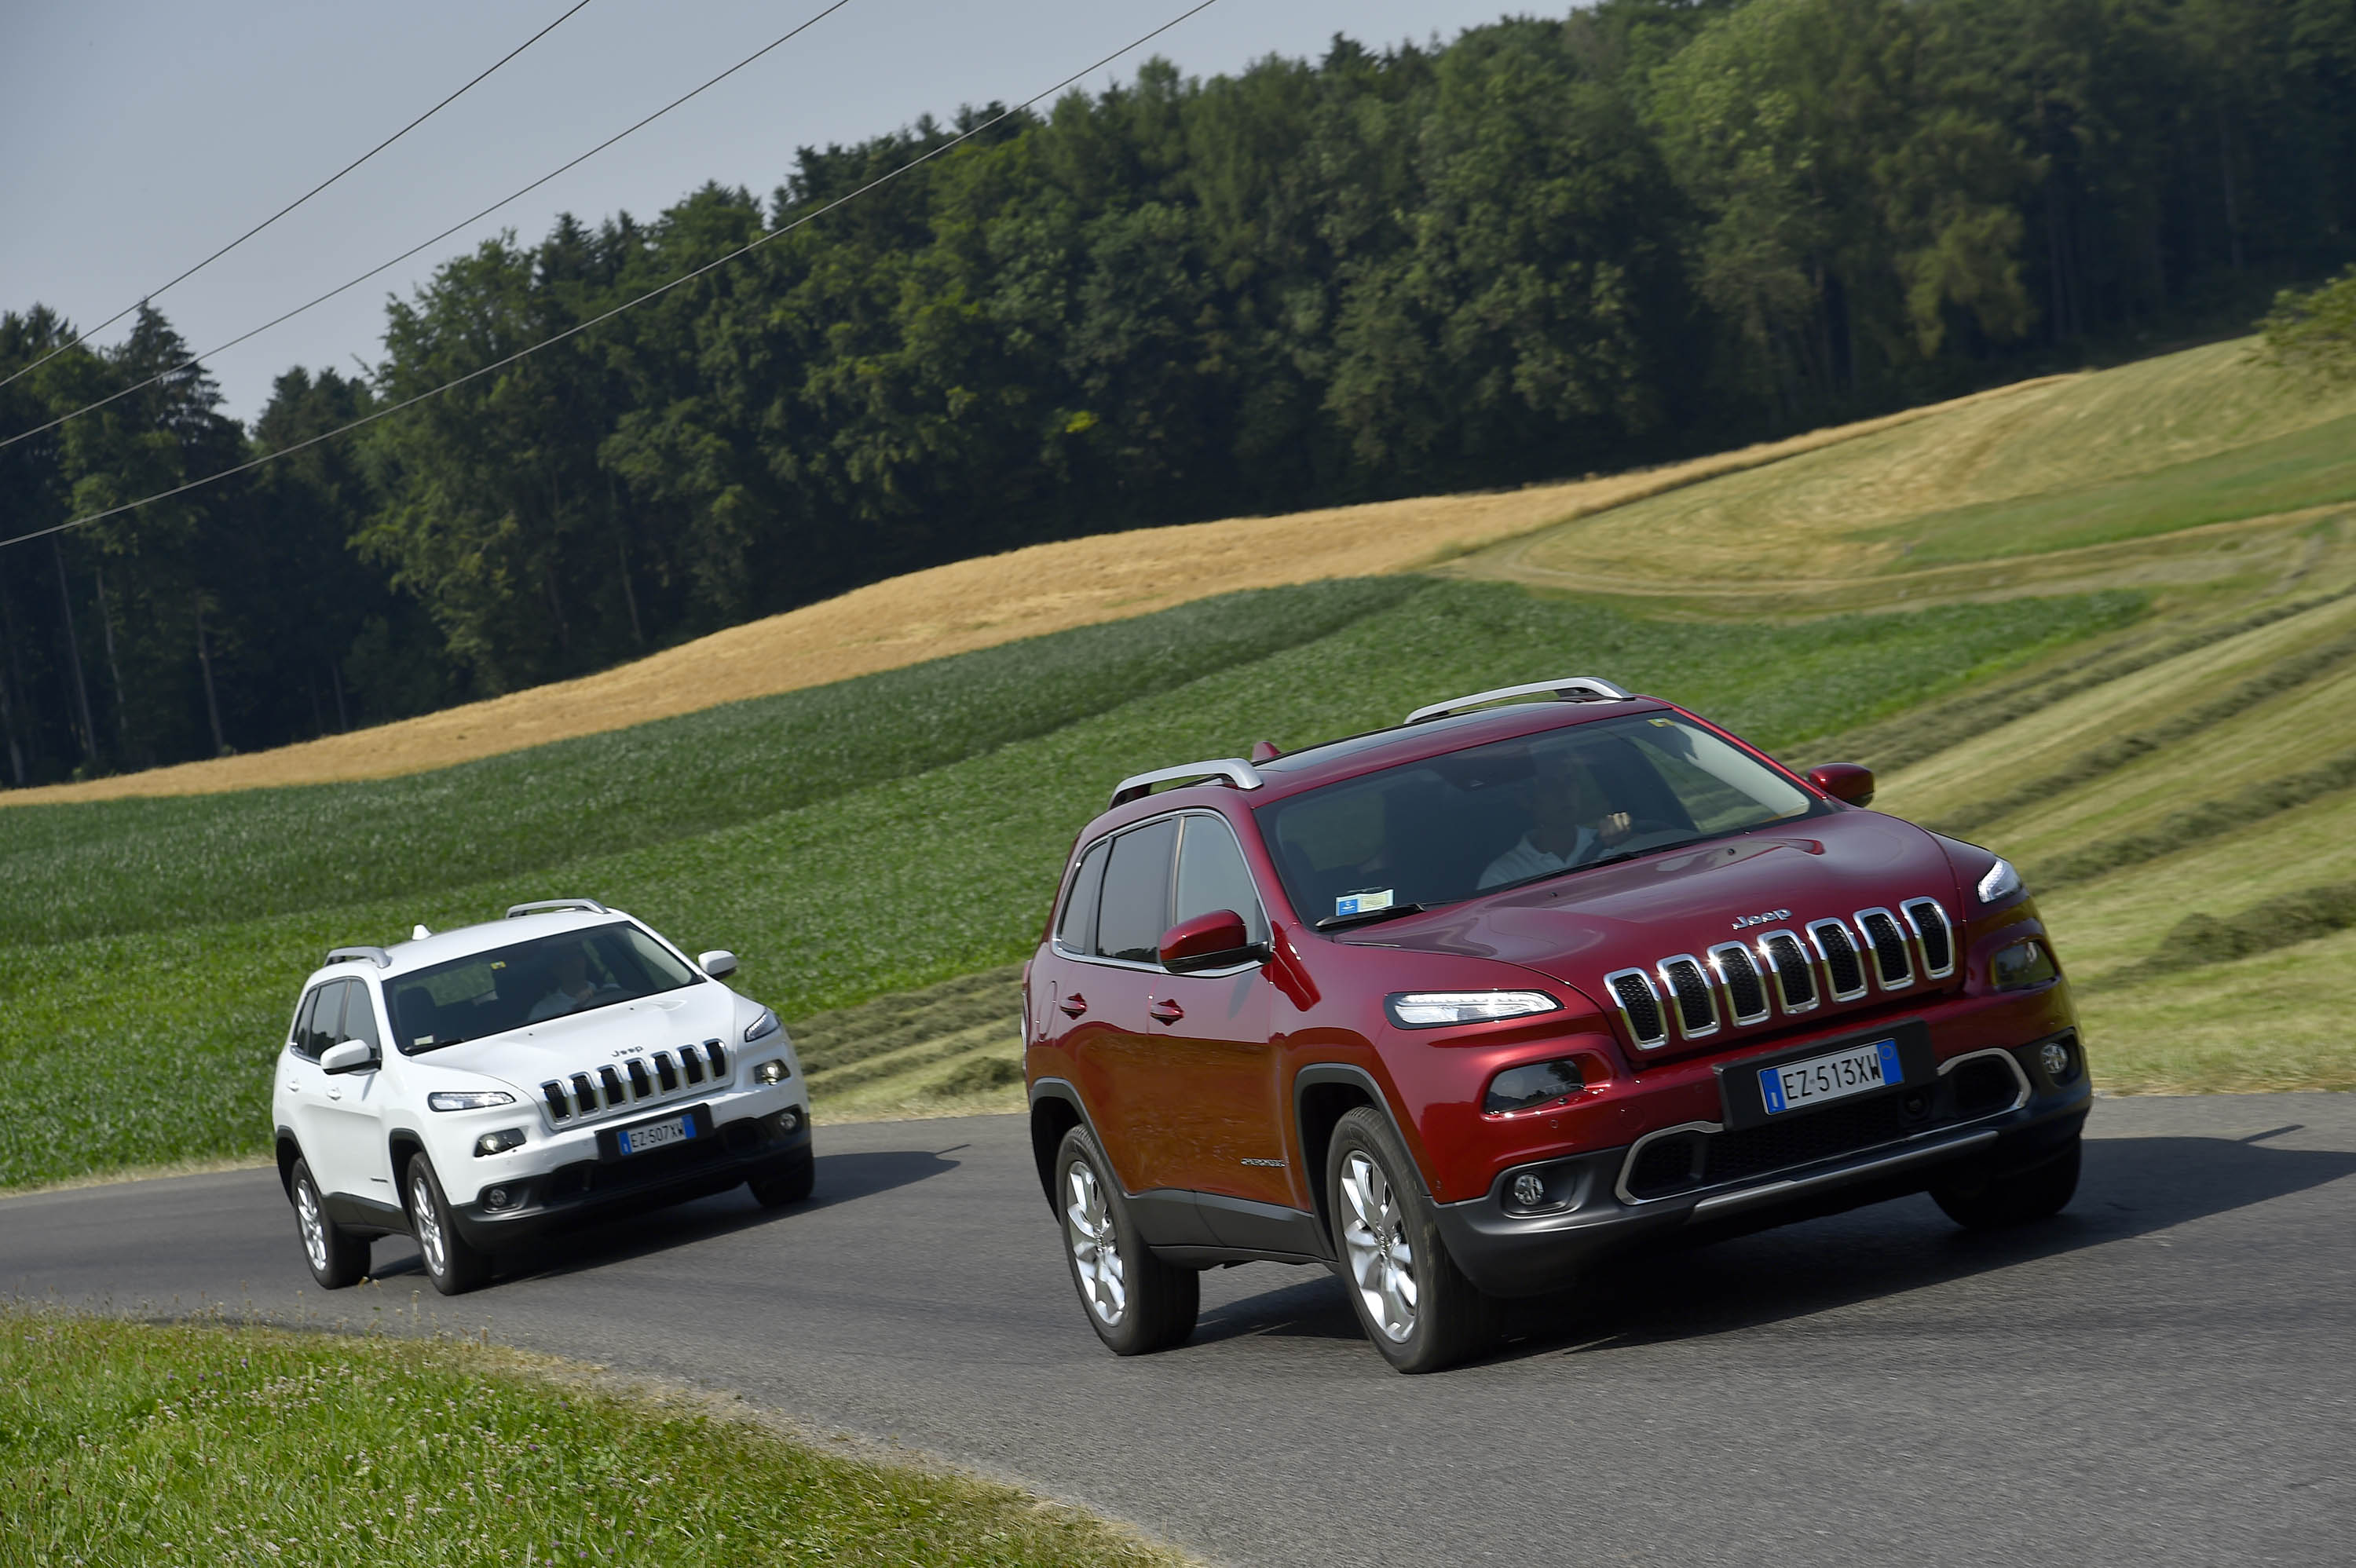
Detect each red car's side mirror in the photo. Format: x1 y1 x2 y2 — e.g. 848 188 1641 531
1158 909 1267 974
1807 762 1877 807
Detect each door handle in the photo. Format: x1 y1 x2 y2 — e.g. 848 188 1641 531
1059 992 1088 1018
1149 999 1184 1025
326 1086 343 1100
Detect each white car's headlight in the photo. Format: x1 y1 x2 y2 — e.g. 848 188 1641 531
1977 858 2023 905
428 1090 517 1112
1385 991 1560 1029
744 1007 781 1043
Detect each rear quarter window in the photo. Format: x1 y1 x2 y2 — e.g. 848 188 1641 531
1056 839 1111 955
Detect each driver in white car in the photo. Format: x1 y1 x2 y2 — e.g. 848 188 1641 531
525 941 606 1022
1480 751 1633 888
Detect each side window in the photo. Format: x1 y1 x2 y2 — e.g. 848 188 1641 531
298 981 348 1060
1055 840 1110 955
342 985 383 1050
289 989 321 1058
1094 818 1180 964
1174 815 1269 945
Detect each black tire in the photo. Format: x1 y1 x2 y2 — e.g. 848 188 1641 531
1325 1106 1494 1373
404 1153 492 1296
288 1157 369 1289
748 1151 815 1208
1052 1125 1198 1355
1933 1135 2081 1230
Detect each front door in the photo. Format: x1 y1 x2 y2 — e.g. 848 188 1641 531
290 978 394 1211
1145 813 1292 1211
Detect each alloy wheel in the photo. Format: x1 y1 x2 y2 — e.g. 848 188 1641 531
295 1178 328 1273
410 1171 448 1279
1064 1159 1126 1325
1339 1150 1418 1343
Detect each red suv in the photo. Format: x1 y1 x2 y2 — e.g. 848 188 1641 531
1024 678 2087 1372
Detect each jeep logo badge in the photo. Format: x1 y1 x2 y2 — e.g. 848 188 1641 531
1731 908 1791 930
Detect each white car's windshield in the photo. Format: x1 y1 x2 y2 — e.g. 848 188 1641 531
1256 712 1821 926
386 922 702 1054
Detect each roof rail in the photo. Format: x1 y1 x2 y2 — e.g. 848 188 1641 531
1108 758 1264 810
505 898 612 920
1405 676 1632 726
325 945 392 969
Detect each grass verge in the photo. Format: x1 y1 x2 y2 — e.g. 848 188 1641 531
0 1310 1187 1568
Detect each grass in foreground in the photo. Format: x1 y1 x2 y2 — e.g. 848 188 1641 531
0 1311 1186 1568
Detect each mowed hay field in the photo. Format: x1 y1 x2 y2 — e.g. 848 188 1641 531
3 336 2353 1192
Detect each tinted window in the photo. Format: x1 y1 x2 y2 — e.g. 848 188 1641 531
1056 839 1110 955
1174 815 1268 945
1257 713 1822 920
342 985 383 1050
386 921 703 1053
1095 819 1179 964
296 981 348 1060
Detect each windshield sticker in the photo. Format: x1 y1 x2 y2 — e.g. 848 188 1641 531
1335 888 1396 918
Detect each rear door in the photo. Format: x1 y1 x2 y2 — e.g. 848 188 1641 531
1147 813 1289 1211
1064 817 1179 1194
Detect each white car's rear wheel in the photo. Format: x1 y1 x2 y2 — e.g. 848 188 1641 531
290 1157 368 1289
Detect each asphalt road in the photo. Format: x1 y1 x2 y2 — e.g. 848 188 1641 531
6 1094 2354 1567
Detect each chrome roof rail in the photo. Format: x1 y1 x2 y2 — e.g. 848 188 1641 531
505 898 612 919
1405 676 1633 726
325 945 392 969
1108 758 1264 809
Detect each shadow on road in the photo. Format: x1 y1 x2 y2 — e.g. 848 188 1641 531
1188 1131 2356 1359
382 1144 968 1289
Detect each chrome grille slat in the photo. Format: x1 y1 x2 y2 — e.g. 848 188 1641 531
1901 897 1955 978
680 1047 705 1086
1658 955 1720 1039
1605 968 1667 1050
703 1039 728 1079
570 1073 598 1114
625 1058 653 1099
1758 930 1819 1013
1855 908 1914 989
541 1080 571 1120
653 1050 679 1092
1707 942 1772 1025
598 1065 626 1107
1808 919 1869 1000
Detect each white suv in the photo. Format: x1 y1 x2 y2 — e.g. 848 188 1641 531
272 899 812 1295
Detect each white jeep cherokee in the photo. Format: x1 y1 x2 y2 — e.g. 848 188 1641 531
272 899 812 1295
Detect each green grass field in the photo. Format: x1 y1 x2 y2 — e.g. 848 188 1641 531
0 580 2134 1188
5 333 2354 1193
0 1310 1187 1567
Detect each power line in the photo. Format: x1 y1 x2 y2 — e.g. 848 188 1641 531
0 0 1226 555
0 0 599 394
0 0 859 454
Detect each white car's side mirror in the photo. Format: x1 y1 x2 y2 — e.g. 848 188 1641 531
320 1039 379 1075
697 949 739 980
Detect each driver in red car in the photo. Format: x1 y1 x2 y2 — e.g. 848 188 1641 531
1480 751 1633 888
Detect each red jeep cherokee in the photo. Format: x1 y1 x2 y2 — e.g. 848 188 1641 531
1024 678 2087 1372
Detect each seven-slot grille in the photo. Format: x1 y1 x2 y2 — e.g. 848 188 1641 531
1603 900 1955 1052
540 1040 730 1122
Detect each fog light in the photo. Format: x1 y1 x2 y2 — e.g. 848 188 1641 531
774 1106 803 1135
481 1185 521 1212
1991 939 2058 991
1484 1058 1585 1115
755 1058 791 1085
1510 1172 1546 1208
474 1128 525 1157
2040 1039 2078 1084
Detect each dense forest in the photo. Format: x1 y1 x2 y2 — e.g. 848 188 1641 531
2 0 2353 786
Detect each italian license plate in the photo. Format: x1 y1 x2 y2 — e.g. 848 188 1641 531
1759 1037 1903 1115
616 1114 695 1156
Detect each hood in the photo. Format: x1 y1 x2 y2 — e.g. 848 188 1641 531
1349 812 1963 1056
414 981 744 1094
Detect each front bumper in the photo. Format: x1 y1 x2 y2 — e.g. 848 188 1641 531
1432 1033 2090 1298
447 1105 812 1250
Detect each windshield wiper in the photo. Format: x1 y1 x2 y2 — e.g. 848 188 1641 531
1315 901 1428 932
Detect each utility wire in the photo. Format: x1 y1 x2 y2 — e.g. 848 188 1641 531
0 0 599 393
1 0 859 453
0 0 1224 554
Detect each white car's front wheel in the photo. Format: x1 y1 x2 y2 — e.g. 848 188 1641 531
405 1153 492 1296
290 1157 369 1289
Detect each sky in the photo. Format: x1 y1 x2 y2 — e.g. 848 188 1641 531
0 0 1538 422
